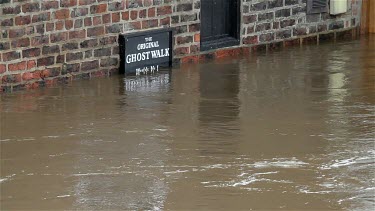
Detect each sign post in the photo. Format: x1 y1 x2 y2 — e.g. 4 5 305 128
119 28 174 75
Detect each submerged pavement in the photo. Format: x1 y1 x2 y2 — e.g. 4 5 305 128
1 36 374 210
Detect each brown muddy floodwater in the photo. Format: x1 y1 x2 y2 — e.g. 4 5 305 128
1 36 375 210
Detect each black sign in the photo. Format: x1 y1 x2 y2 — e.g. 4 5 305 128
119 28 174 75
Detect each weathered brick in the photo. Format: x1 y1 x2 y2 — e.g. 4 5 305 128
318 24 328 32
1 18 13 26
157 6 172 16
60 0 77 7
42 45 60 55
142 19 158 29
64 63 80 73
243 35 258 45
126 0 143 9
190 45 200 54
56 55 65 64
285 0 299 6
128 11 137 20
80 39 98 48
55 21 64 30
175 25 188 34
42 1 59 10
112 12 121 22
12 38 30 48
31 35 49 46
181 14 197 22
81 60 99 71
0 64 6 74
292 6 306 15
66 52 83 62
243 15 257 24
0 42 10 51
74 19 83 28
37 56 55 67
177 36 193 45
139 9 147 18
72 8 88 17
109 1 125 11
256 23 271 32
258 12 274 21
9 28 25 38
100 58 118 67
32 24 43 34
79 0 96 5
32 13 50 23
280 19 296 28
144 0 153 7
189 23 200 32
171 15 179 24
90 4 107 14
22 72 35 81
251 2 267 11
2 74 21 83
122 11 130 20
15 16 31 26
275 9 290 18
268 0 283 9
306 14 320 23
69 30 86 39
247 25 255 33
8 61 26 71
160 17 170 26
3 6 21 15
309 26 317 34
55 9 70 19
174 47 189 56
329 21 344 30
23 48 41 58
106 24 123 33
50 32 68 43
63 20 73 30
22 2 40 13
62 43 79 51
47 22 55 31
94 47 112 57
42 67 61 78
294 27 308 36
177 3 193 12
27 60 36 69
87 26 104 37
276 30 292 39
3 51 21 61
259 33 275 42
84 17 92 26
99 36 117 45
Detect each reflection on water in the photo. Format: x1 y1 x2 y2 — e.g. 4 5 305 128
1 36 374 210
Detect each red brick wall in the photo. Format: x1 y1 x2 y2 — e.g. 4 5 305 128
0 0 362 92
0 0 200 91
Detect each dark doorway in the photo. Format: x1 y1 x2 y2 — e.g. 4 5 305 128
200 0 240 51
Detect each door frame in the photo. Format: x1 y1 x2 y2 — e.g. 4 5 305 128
200 0 241 51
361 0 375 34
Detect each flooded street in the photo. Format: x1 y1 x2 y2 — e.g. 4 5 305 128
1 36 374 210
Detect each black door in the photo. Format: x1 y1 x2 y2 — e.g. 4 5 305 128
201 0 240 51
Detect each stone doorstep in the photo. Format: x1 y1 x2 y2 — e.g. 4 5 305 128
178 27 360 65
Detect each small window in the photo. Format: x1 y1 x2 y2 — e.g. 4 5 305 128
307 0 329 14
